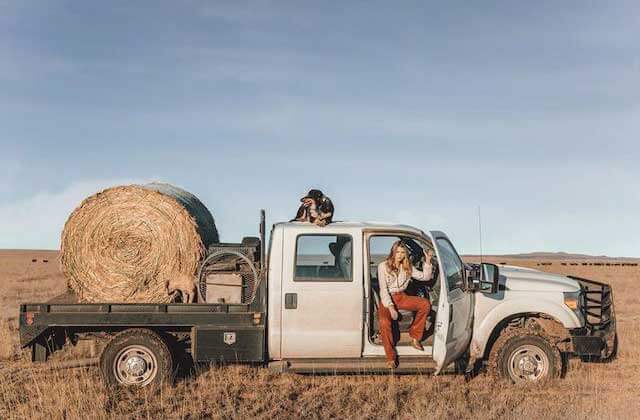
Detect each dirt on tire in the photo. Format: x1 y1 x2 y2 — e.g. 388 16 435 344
488 321 563 383
99 328 174 389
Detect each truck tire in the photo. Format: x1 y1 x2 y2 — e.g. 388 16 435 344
489 328 562 383
100 329 174 389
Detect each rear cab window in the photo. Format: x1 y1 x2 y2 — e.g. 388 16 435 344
294 234 353 282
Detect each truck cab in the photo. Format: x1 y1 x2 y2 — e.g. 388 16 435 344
266 221 616 379
268 221 473 373
19 219 617 386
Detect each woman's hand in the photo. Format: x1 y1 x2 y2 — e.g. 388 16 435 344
423 248 434 261
388 306 399 321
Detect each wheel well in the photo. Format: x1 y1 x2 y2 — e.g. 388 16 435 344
58 327 189 353
483 312 569 360
99 328 176 388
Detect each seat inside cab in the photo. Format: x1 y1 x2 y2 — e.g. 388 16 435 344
368 235 440 347
294 235 352 281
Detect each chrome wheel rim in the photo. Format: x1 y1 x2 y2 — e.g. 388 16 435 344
113 345 158 386
507 344 549 382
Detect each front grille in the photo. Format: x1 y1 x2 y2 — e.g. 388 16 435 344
569 275 614 333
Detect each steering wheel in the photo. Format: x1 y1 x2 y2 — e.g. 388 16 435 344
402 239 437 271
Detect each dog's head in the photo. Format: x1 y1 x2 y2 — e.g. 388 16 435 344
301 189 324 203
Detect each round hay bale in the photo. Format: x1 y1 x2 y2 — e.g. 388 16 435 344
60 183 218 303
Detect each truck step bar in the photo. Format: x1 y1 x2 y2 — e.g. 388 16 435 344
270 357 442 374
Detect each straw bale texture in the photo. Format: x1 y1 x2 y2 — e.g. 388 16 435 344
60 183 218 303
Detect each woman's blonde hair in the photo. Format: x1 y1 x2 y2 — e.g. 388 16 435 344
385 241 411 277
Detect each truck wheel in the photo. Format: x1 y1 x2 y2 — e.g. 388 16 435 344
489 330 562 383
100 329 174 388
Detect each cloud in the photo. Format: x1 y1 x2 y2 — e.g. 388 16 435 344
0 159 21 195
0 178 153 249
198 1 281 23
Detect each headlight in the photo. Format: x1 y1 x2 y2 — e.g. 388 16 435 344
563 291 580 311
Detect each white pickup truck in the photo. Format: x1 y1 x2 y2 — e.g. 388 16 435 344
20 217 617 386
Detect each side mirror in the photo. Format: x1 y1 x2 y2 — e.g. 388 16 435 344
480 263 499 294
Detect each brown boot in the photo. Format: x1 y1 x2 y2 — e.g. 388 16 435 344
411 338 424 351
386 360 398 369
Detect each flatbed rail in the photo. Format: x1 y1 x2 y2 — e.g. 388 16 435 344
20 302 264 347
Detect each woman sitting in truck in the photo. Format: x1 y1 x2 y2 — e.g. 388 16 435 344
377 241 434 368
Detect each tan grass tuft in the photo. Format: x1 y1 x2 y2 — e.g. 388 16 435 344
0 320 16 360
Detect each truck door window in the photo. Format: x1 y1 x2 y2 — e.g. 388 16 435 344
436 238 465 291
295 234 353 282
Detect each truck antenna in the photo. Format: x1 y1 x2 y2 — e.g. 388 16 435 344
478 206 483 265
259 209 266 271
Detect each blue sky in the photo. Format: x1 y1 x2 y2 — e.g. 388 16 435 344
1 1 639 256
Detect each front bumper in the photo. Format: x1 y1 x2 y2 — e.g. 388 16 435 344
570 325 617 358
568 275 617 360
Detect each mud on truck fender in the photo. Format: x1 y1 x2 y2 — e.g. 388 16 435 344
485 315 571 383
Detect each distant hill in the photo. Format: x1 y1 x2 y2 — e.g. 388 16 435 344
464 251 640 261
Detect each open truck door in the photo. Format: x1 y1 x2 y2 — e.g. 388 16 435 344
430 231 474 374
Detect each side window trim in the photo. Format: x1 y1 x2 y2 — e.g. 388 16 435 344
293 233 354 282
436 237 465 292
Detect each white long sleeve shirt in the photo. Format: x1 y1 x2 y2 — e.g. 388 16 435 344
377 261 434 308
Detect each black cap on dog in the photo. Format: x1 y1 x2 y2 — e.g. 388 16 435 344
301 189 323 202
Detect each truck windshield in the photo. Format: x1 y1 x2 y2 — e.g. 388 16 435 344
436 238 465 291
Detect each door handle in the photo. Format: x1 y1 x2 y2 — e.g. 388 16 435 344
285 293 297 309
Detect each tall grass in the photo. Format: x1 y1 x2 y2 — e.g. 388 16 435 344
1 258 638 419
0 362 633 420
0 320 18 361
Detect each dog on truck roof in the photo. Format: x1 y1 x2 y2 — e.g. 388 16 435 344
291 189 334 227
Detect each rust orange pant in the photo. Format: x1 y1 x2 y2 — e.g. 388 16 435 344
378 292 431 361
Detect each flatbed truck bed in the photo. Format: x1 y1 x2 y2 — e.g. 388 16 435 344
20 301 266 364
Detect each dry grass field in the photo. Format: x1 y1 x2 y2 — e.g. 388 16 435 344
1 250 639 419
